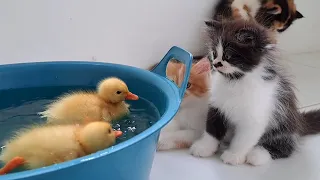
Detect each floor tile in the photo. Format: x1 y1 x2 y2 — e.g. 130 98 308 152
151 137 320 180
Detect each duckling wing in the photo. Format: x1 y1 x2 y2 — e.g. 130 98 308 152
39 92 104 124
104 102 130 121
0 125 81 169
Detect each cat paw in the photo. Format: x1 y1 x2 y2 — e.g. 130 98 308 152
189 132 219 157
220 150 246 165
189 140 215 157
157 137 176 151
157 139 189 151
157 142 174 151
246 147 271 166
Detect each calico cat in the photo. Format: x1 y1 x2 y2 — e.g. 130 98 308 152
212 0 304 33
149 58 212 151
189 19 320 166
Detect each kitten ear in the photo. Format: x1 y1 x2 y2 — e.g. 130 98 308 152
167 60 182 69
166 61 174 73
178 65 185 77
295 11 304 19
265 4 282 15
205 20 222 29
177 64 186 87
193 57 211 74
166 61 175 69
166 61 181 75
235 29 257 45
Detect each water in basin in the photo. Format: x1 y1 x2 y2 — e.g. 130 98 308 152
0 86 160 173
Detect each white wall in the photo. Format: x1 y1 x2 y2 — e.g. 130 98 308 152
0 0 318 68
278 0 320 54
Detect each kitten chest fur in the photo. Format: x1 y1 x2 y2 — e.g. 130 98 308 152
210 64 278 127
176 95 209 131
157 91 210 151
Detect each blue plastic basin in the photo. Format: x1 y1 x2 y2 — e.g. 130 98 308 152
0 46 193 180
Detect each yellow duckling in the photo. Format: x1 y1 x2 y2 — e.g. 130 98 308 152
39 77 139 125
0 121 122 175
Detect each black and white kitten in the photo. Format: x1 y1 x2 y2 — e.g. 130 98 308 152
189 19 320 166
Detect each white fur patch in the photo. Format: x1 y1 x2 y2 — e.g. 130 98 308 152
246 146 272 166
210 62 278 164
212 40 243 74
231 0 261 20
160 117 180 133
189 132 219 157
157 91 210 151
214 61 243 75
178 95 209 131
216 39 223 59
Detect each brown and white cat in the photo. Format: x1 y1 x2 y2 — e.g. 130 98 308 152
149 57 212 150
212 0 304 33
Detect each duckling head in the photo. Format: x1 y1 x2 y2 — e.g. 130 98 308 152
78 121 123 154
97 77 139 103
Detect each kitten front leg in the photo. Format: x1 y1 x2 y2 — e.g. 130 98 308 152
220 120 267 165
157 118 180 150
190 107 227 157
161 118 180 132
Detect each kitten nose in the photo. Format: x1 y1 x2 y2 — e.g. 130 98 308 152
213 62 223 68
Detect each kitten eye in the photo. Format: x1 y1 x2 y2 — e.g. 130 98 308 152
212 51 218 59
224 53 231 60
187 82 191 89
116 91 122 94
209 50 217 61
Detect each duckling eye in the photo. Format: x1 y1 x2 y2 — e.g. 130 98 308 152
116 91 122 94
108 128 112 134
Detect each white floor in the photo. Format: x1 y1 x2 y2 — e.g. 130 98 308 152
150 52 320 180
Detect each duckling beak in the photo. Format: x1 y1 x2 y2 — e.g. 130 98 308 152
125 92 139 100
114 130 123 138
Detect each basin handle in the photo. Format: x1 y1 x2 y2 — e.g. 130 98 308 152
151 46 193 99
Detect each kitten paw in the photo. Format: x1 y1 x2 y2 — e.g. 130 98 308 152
157 140 190 151
157 131 193 151
157 142 175 151
157 137 176 151
246 146 271 166
220 150 246 165
189 132 219 157
189 141 215 157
